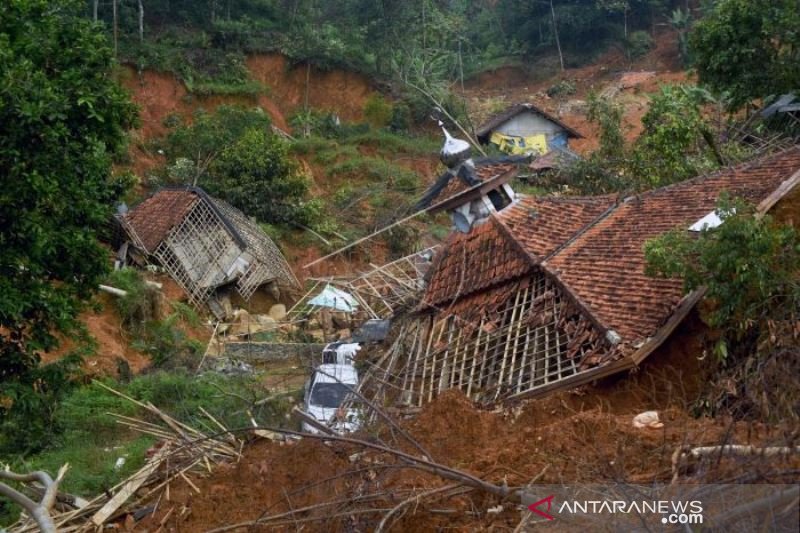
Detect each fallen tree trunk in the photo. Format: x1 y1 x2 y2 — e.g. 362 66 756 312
671 444 800 483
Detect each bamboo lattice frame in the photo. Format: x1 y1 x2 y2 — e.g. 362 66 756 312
120 192 298 310
391 269 615 406
288 247 439 321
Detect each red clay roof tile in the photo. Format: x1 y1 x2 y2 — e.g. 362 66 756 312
421 216 533 308
497 195 615 259
545 146 800 341
421 146 800 347
123 189 199 252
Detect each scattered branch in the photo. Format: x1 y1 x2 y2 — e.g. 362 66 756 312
671 444 800 483
0 464 69 533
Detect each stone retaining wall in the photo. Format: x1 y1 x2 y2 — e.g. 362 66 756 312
222 342 325 361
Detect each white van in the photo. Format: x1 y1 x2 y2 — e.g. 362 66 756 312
301 363 361 434
321 341 361 365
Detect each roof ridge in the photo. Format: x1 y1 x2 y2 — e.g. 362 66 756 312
418 215 534 310
542 200 621 262
492 210 610 335
475 102 584 140
634 145 800 200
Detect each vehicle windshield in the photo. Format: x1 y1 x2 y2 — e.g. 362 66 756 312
309 382 351 409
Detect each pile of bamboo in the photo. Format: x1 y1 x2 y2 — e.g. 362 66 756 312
9 381 242 533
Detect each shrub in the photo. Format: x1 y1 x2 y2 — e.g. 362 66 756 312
363 94 393 128
625 30 654 60
645 196 800 419
546 79 577 98
389 102 412 132
208 128 314 225
104 269 161 331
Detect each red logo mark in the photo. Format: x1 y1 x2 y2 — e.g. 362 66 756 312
528 495 555 520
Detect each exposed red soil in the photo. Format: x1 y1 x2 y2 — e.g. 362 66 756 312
463 30 692 153
119 66 291 140
40 274 210 378
246 54 376 123
134 311 799 531
40 293 151 377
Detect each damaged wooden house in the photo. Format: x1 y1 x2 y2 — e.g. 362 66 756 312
476 102 583 156
377 137 800 406
117 186 299 316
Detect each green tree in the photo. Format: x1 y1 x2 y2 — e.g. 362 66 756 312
632 84 721 187
645 196 800 364
207 128 314 224
164 105 272 182
690 0 800 108
163 106 314 224
0 0 137 446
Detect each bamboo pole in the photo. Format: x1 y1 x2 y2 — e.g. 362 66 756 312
466 319 484 398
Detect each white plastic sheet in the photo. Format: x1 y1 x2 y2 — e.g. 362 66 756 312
308 284 359 312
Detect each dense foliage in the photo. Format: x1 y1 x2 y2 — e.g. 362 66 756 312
563 85 728 193
0 0 137 426
645 197 800 417
88 1 684 93
162 105 315 225
210 127 314 224
690 0 800 108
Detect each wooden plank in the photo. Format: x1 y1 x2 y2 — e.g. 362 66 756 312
495 290 522 399
428 319 446 402
418 317 436 406
91 445 171 526
449 326 462 392
756 168 800 215
438 319 455 393
517 325 532 394
508 286 529 390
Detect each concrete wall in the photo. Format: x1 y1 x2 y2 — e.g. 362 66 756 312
495 110 566 138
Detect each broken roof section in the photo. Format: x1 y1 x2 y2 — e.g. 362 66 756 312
432 146 800 346
475 103 584 145
545 147 800 342
123 189 203 253
416 156 527 212
119 186 299 313
392 146 800 405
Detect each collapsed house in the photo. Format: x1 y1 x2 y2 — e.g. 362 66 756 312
761 93 800 131
378 140 800 406
117 187 299 315
476 102 583 155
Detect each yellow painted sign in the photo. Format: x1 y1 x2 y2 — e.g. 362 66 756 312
490 131 548 155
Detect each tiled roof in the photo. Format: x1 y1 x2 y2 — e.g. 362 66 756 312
545 147 800 341
498 196 615 259
421 146 800 345
123 189 200 252
421 216 533 308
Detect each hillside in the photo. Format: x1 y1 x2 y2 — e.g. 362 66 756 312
3 1 799 530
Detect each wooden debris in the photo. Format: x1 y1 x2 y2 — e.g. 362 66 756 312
8 382 242 533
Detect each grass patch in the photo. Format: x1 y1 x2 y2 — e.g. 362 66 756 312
185 79 268 97
0 371 291 525
329 156 421 192
342 130 440 155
